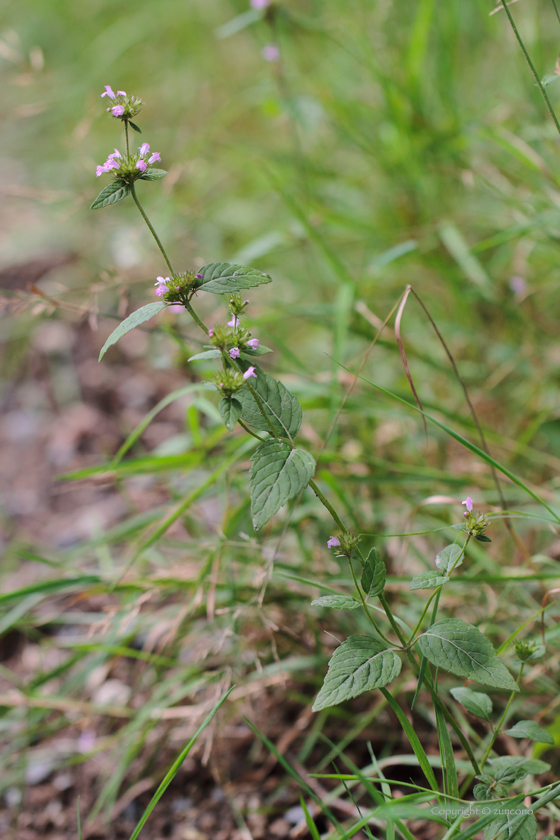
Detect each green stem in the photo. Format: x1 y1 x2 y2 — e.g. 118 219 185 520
130 182 174 276
479 663 524 771
308 478 347 532
125 120 130 156
238 419 265 442
500 0 560 137
185 301 209 334
346 557 393 646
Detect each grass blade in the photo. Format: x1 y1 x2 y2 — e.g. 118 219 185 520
127 687 234 840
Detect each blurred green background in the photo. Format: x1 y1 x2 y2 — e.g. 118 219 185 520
2 0 560 836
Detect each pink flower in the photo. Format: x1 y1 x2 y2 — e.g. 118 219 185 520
154 276 170 296
148 152 161 164
247 338 259 349
104 157 119 170
116 90 126 96
229 347 240 359
228 316 239 328
108 148 121 159
139 142 150 156
261 44 280 62
243 366 257 380
251 0 271 7
461 497 473 513
208 328 214 337
327 536 341 548
101 85 115 99
96 164 110 177
136 159 147 171
111 105 125 117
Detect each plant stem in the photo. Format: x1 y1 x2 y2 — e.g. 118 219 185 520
500 0 560 137
308 478 347 532
130 182 174 275
479 664 524 771
125 120 130 156
185 301 209 334
346 557 393 646
238 419 266 442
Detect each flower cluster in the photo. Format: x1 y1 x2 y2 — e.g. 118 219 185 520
101 86 144 121
203 296 261 359
460 497 489 538
327 533 360 556
212 367 257 397
153 271 200 303
513 638 544 663
96 143 161 180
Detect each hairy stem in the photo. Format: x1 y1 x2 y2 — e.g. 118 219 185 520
130 182 174 275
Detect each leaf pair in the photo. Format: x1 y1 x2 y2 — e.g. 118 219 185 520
98 263 273 360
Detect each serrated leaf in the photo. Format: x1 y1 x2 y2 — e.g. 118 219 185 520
409 571 449 591
188 349 222 361
417 619 519 691
473 783 492 801
435 544 463 573
450 687 493 722
237 367 302 438
218 398 242 431
361 548 386 597
313 635 402 711
99 302 167 361
505 720 554 744
91 180 130 209
195 262 272 295
488 756 550 784
139 168 167 181
311 595 361 610
483 810 537 840
241 344 273 357
250 440 315 530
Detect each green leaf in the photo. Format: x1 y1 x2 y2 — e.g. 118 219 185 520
435 544 463 573
311 595 361 610
195 262 272 295
505 720 554 745
483 810 537 840
360 548 386 597
241 344 273 356
409 571 449 591
488 756 551 784
435 702 459 800
313 635 402 712
476 534 492 543
91 180 130 209
188 348 221 361
542 73 560 87
237 367 302 438
218 398 242 432
417 619 519 691
250 440 315 530
299 795 322 840
450 687 493 722
129 121 142 133
139 168 167 181
99 302 167 361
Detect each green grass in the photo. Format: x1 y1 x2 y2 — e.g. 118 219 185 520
2 0 560 836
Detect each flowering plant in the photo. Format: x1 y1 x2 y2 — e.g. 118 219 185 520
92 86 559 839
